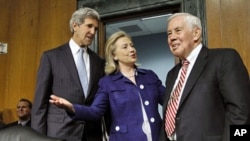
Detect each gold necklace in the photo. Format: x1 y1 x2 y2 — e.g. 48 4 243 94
122 69 136 78
126 74 135 78
123 72 135 78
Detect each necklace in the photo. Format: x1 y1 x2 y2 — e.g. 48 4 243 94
125 74 135 78
123 71 135 78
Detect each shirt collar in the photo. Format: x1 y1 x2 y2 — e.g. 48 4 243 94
18 119 30 126
69 38 88 55
185 43 202 65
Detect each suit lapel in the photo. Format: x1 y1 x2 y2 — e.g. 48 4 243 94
163 64 182 110
85 48 103 100
179 46 208 107
87 49 95 99
59 43 83 95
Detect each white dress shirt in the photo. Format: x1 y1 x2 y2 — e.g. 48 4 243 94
69 39 90 82
168 43 202 140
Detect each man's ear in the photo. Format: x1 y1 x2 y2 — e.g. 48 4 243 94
193 27 202 41
72 22 78 32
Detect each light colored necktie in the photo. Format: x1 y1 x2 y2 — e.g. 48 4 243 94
165 60 189 137
76 48 89 97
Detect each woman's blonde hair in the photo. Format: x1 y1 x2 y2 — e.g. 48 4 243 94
104 31 134 75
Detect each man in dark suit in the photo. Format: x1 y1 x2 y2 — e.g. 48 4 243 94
31 7 105 141
7 98 32 127
160 13 250 141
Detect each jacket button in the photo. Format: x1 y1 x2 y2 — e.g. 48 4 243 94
115 126 120 131
144 100 149 106
139 84 144 89
150 117 155 123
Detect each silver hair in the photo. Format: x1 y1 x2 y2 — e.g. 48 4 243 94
69 7 100 33
167 13 202 31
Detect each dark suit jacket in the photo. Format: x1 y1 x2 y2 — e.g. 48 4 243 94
31 43 105 141
0 126 64 141
160 46 250 141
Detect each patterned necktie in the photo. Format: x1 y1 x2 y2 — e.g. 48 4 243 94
76 48 89 97
165 60 189 137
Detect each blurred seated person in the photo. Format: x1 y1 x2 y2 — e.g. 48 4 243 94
0 123 5 130
0 112 6 130
7 98 32 127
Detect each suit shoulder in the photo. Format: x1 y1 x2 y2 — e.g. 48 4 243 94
137 68 155 75
208 48 242 60
88 49 104 59
209 48 239 54
43 42 69 54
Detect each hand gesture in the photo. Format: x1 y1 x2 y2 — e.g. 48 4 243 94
49 95 75 113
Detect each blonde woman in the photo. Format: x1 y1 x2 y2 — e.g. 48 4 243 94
50 31 165 141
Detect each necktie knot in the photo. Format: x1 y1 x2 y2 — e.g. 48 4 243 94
79 48 84 55
182 59 189 65
182 60 189 69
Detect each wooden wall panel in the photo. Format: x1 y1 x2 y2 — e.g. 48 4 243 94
5 0 39 108
0 0 11 108
206 0 250 73
205 0 222 47
0 0 76 109
37 0 76 56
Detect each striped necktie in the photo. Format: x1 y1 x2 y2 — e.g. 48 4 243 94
165 60 189 137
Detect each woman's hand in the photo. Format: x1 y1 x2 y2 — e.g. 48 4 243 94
49 95 75 113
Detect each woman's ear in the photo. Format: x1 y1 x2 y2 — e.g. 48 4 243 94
113 54 118 61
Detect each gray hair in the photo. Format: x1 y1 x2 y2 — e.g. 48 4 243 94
69 7 100 33
167 13 202 31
